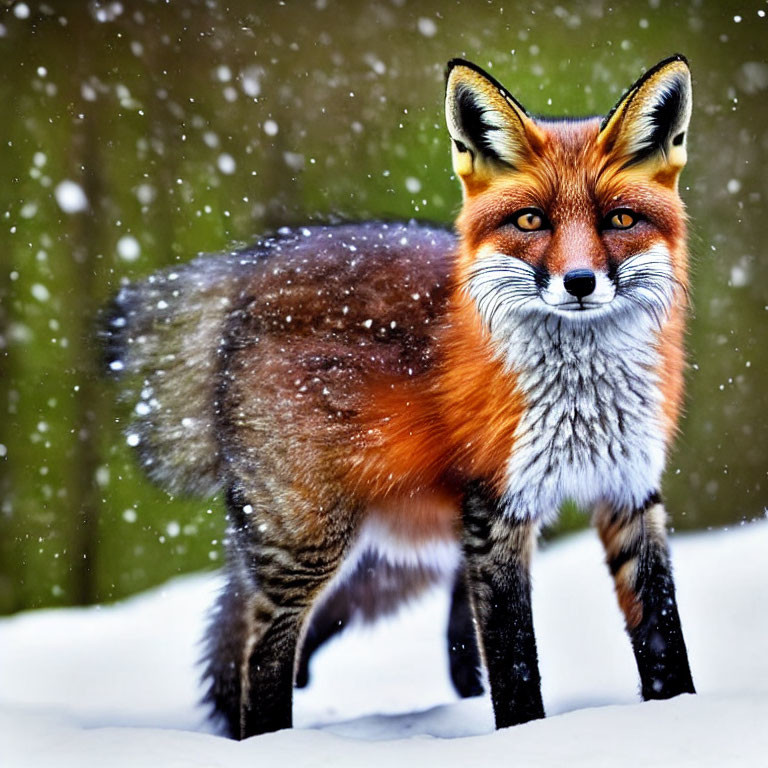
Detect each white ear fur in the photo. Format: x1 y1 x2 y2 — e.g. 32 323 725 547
599 55 692 171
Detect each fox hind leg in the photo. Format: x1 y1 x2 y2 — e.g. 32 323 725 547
595 494 695 700
204 483 355 738
294 580 351 690
296 547 479 693
295 553 484 698
446 565 484 698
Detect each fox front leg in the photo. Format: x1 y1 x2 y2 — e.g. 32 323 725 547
461 482 544 727
595 493 695 700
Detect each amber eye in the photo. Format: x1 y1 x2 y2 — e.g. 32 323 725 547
606 209 638 230
512 208 547 232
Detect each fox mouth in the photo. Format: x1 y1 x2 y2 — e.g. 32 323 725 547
467 247 680 335
543 299 611 313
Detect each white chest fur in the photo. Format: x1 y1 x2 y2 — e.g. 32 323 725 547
499 315 667 521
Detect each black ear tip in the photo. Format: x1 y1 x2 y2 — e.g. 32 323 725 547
445 59 460 82
447 58 473 70
661 53 690 70
445 58 477 82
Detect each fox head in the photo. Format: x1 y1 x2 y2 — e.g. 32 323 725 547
445 56 692 334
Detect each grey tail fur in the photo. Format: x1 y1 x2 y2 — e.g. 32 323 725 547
101 252 256 497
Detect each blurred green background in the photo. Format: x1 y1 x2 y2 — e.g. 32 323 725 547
1 0 766 614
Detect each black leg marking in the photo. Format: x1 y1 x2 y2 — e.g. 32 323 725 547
241 608 303 737
631 543 695 700
596 495 695 701
462 482 544 728
446 566 484 698
204 568 303 738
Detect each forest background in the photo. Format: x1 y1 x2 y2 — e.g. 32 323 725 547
1 0 766 613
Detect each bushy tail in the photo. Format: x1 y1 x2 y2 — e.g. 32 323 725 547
103 253 252 497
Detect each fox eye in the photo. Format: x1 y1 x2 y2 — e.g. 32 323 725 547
511 208 548 232
605 209 638 230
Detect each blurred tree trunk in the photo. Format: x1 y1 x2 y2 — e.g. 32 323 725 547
66 8 111 605
0 226 13 613
0 20 24 614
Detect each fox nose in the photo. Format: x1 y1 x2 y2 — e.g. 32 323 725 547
563 269 596 299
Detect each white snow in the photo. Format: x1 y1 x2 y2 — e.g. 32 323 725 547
116 234 141 262
13 3 30 20
20 201 38 219
135 183 156 204
54 180 89 214
30 283 50 302
1 522 766 767
240 67 261 98
405 176 422 194
217 153 236 175
417 17 438 38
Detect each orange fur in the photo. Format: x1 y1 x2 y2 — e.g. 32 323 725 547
349 293 523 502
343 113 689 526
296 59 693 539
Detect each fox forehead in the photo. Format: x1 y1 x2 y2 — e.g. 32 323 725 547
457 116 686 250
464 116 649 212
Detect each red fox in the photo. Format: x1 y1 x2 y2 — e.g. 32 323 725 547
105 55 695 738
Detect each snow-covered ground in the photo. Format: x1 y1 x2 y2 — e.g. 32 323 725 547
1 522 766 767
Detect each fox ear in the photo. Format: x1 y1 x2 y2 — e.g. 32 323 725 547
599 55 692 186
445 59 544 192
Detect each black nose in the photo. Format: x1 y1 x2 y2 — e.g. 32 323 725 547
563 269 596 299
